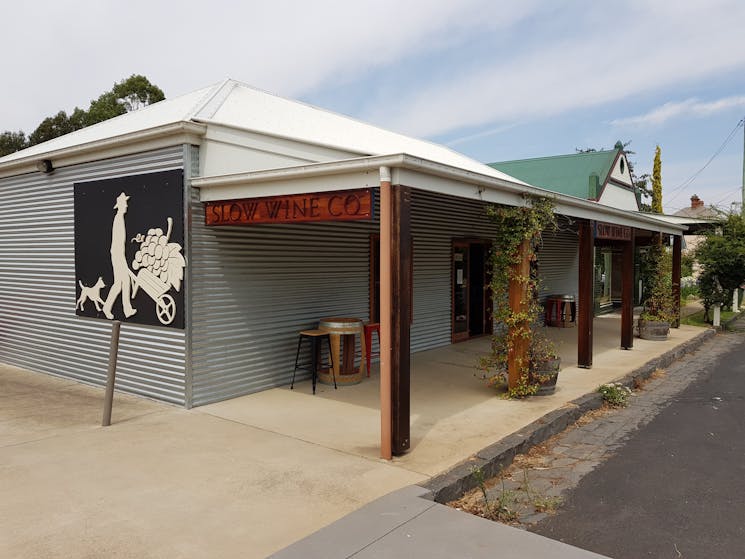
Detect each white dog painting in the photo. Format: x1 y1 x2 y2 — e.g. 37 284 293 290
76 277 106 311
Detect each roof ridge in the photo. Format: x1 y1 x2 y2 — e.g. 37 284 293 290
491 148 618 166
189 78 237 120
197 80 497 173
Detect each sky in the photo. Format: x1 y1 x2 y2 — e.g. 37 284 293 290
3 0 745 213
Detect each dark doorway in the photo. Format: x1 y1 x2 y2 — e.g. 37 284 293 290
452 240 492 342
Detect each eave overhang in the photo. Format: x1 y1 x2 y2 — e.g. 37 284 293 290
192 154 686 235
0 121 207 179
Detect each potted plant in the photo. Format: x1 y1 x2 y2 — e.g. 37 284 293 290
478 195 561 398
528 327 561 395
638 243 675 340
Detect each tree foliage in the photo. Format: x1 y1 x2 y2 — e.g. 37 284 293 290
0 131 28 157
479 195 558 398
640 245 675 322
86 75 165 125
651 145 662 214
27 110 85 146
695 212 745 319
0 75 165 157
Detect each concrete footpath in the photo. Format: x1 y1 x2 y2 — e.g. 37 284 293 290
269 485 608 558
0 318 715 558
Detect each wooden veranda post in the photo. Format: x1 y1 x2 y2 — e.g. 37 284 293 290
621 231 635 349
507 239 530 389
578 220 594 368
379 169 392 460
672 235 682 328
391 185 411 455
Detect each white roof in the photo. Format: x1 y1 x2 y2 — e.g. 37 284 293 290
644 214 718 226
0 85 215 164
0 79 522 184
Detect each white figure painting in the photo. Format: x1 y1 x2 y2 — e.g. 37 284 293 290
76 277 106 311
78 190 185 325
103 193 138 319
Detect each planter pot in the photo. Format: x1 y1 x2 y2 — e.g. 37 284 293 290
638 319 670 341
530 357 560 396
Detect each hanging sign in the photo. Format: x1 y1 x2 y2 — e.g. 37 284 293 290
595 221 632 241
205 188 373 226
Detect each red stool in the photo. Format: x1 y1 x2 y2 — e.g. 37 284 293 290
363 322 380 377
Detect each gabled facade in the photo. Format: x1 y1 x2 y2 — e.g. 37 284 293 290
489 141 639 211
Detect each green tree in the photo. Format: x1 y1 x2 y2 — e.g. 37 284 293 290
695 211 745 320
28 110 85 146
85 75 165 126
2 74 165 154
651 145 662 214
0 131 28 157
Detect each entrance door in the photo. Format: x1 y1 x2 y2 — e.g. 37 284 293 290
452 240 491 342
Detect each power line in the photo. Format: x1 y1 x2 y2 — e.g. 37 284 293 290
713 185 745 207
666 118 744 206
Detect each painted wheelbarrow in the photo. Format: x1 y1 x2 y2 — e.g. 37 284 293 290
129 217 185 325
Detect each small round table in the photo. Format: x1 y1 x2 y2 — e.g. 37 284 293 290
544 295 576 327
318 317 367 385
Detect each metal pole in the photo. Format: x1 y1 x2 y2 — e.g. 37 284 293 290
741 117 745 215
102 320 121 427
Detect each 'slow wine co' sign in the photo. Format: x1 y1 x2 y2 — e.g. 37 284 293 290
205 189 373 226
595 221 632 241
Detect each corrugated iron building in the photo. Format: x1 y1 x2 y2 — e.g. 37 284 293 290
0 79 682 408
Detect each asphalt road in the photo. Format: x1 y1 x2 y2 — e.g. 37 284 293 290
531 326 745 558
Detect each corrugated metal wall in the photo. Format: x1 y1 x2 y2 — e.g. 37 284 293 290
189 187 506 404
409 190 498 351
189 203 374 405
538 219 580 300
0 147 188 405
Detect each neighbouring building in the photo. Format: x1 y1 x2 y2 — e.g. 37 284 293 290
490 142 646 312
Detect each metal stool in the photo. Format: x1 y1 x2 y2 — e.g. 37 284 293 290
363 322 380 377
291 329 336 394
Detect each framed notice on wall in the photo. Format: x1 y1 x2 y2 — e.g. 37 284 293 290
73 169 186 329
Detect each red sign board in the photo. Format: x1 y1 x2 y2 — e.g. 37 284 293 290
205 188 373 226
595 221 632 241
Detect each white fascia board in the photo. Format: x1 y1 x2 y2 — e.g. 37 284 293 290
201 122 359 163
197 169 380 201
192 153 686 234
393 168 525 207
0 122 207 179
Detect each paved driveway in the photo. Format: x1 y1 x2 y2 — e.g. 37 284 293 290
0 365 424 558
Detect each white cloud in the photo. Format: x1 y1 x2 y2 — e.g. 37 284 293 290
611 97 745 127
4 0 745 146
362 0 745 137
1 0 540 132
446 123 519 147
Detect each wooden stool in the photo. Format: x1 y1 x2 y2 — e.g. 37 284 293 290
363 322 380 377
291 329 336 394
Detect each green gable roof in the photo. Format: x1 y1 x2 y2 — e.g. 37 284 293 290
489 148 620 199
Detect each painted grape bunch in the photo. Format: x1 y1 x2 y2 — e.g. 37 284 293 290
134 228 165 277
130 217 185 291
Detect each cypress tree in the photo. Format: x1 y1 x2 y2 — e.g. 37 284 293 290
651 145 663 214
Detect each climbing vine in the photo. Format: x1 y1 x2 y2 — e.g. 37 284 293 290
479 195 558 398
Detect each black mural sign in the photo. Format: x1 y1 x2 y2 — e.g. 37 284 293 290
74 169 185 329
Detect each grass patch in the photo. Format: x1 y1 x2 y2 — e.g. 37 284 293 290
680 309 737 328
